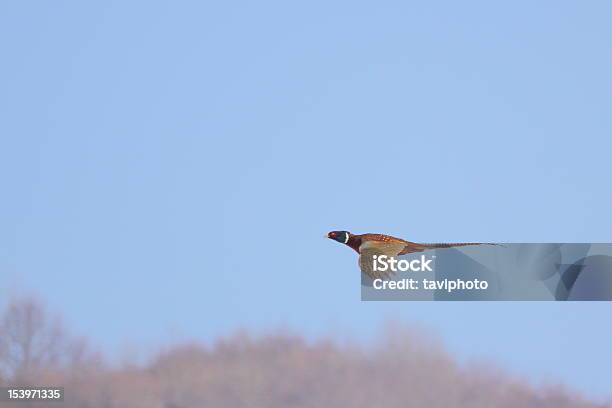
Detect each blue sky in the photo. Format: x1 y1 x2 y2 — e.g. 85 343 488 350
1 0 611 400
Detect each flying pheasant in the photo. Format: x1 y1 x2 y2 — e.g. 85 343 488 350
327 231 492 279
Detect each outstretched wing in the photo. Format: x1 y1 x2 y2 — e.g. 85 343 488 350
358 241 406 279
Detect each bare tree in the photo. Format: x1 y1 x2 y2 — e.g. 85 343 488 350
0 297 67 383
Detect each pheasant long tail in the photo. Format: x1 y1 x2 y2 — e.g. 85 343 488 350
400 242 501 254
421 242 487 249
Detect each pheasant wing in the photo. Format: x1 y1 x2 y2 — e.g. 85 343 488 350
358 241 406 279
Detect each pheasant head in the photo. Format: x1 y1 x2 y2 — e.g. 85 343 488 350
327 230 351 244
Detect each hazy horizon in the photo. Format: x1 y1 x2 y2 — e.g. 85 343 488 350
0 296 607 407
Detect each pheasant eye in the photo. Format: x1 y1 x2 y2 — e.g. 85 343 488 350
329 232 336 237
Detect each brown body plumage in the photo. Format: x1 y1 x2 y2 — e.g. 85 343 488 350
327 230 494 279
345 232 485 255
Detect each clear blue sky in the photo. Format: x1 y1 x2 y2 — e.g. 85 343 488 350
1 0 611 400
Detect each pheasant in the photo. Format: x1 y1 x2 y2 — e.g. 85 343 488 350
327 230 493 279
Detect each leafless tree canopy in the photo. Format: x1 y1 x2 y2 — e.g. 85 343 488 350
0 298 606 408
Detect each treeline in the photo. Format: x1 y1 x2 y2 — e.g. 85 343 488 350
0 297 605 408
